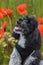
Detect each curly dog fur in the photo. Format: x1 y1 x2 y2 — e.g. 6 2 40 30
9 15 41 65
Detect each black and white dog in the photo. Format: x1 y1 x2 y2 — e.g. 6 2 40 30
9 15 41 65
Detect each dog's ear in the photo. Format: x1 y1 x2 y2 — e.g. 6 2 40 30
28 15 38 28
23 15 38 28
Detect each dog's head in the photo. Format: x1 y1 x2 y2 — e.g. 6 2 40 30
12 15 38 39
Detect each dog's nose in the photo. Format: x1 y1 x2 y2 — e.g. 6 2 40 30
17 18 23 24
17 20 21 24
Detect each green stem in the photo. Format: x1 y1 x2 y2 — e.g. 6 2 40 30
7 16 12 32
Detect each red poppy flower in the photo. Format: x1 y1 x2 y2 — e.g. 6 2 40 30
37 18 43 24
0 21 7 38
38 25 43 36
6 9 13 16
2 21 7 30
0 27 4 38
1 29 4 38
0 28 1 38
0 8 13 18
16 4 28 15
0 8 7 17
0 12 3 18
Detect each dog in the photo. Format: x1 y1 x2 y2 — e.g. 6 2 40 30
9 15 41 65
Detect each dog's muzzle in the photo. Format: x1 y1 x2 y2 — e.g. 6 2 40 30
14 26 22 31
13 25 25 34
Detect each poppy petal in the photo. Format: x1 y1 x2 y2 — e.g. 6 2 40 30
0 8 7 17
16 4 28 15
0 8 13 18
37 18 43 24
19 10 28 15
38 25 43 36
6 9 13 16
2 21 7 30
0 12 3 18
1 29 4 38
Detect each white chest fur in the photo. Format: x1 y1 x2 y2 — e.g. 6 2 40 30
18 34 26 48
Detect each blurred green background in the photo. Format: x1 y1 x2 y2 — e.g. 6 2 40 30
0 0 43 65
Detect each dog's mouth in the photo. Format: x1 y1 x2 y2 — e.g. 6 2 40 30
13 26 24 34
14 26 22 31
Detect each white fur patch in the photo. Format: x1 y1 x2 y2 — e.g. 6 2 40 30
40 60 43 65
24 50 37 65
18 33 26 48
24 56 37 65
9 48 21 65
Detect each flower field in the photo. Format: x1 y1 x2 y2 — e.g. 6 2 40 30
0 0 43 65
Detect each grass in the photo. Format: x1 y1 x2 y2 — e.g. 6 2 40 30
0 0 43 65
